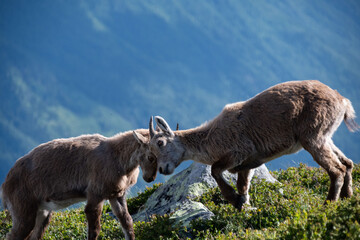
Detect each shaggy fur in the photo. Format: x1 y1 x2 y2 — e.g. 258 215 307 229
148 80 358 210
1 129 156 240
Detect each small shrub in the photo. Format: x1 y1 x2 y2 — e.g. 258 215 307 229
274 163 329 195
280 192 360 239
190 163 360 238
0 210 12 239
103 183 162 215
127 183 162 215
134 214 185 240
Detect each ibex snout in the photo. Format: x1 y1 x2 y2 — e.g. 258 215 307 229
159 163 172 175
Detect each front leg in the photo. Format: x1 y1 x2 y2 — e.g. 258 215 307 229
85 195 105 240
211 156 245 211
109 196 135 240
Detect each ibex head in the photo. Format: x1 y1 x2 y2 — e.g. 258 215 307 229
132 131 158 182
148 116 185 175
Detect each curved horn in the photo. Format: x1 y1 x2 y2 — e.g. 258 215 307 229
149 116 155 138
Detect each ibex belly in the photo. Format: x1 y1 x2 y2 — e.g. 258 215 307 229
40 198 86 211
40 190 87 211
231 141 303 171
263 141 303 162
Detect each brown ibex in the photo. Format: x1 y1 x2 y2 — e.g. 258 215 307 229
143 80 358 211
1 129 155 240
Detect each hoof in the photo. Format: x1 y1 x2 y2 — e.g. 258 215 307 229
234 203 243 211
340 188 353 199
233 194 247 211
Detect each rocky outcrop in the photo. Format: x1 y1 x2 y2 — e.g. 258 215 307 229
132 162 277 226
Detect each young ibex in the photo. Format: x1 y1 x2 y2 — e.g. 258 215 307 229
1 129 156 240
143 80 358 211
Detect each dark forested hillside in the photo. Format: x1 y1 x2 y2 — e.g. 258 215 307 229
1 0 359 191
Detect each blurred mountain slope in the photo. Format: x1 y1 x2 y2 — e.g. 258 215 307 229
0 0 359 191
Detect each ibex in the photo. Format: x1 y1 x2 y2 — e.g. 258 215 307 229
143 80 358 211
1 129 156 240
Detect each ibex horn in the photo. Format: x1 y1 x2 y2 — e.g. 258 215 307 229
149 116 156 138
176 123 179 131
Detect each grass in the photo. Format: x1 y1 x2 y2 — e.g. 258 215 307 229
1 164 359 239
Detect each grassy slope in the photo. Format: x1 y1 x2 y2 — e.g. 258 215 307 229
1 164 359 239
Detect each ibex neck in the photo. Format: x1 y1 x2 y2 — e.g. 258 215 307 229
176 125 213 164
106 130 143 173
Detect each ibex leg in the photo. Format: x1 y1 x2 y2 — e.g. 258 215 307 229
109 196 135 240
211 155 246 211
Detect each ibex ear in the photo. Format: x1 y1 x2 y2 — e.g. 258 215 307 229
133 131 147 145
155 125 163 132
155 116 175 137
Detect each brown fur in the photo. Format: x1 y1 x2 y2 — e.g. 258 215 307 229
149 80 358 210
1 129 156 240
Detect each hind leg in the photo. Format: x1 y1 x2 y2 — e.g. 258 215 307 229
27 209 52 240
6 205 38 240
329 140 353 198
302 139 346 202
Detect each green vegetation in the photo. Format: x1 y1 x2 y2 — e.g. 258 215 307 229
103 183 162 216
1 164 359 239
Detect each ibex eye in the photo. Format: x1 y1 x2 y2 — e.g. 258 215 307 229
157 140 164 147
148 156 155 162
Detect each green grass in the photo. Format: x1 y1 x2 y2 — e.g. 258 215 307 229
1 164 359 239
